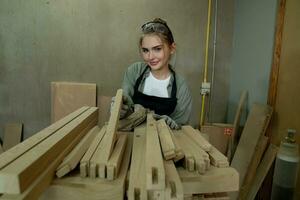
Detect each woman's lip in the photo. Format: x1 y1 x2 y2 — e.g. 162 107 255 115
150 61 159 65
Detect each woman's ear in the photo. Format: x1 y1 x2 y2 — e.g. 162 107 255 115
170 42 176 54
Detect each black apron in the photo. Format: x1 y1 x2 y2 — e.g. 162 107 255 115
132 66 177 116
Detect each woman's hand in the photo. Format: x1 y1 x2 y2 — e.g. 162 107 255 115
153 114 180 130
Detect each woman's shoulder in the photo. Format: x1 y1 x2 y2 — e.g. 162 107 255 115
127 62 148 73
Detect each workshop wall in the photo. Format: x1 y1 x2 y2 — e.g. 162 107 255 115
0 0 234 138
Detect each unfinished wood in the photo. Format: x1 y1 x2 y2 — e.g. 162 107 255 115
127 125 147 200
157 119 176 160
51 82 96 123
238 135 269 199
178 166 239 194
164 160 183 200
202 193 229 200
145 114 165 190
0 107 98 194
247 144 278 200
182 125 212 152
208 146 229 168
0 116 98 200
107 133 128 180
0 106 89 171
79 125 106 177
3 123 23 151
230 104 272 200
56 126 100 178
168 126 185 162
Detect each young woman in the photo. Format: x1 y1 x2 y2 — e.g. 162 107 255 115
120 18 192 129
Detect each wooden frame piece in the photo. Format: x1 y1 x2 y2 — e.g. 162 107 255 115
164 160 183 200
182 125 212 152
157 119 176 160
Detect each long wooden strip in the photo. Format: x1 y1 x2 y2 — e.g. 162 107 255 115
56 126 100 178
79 125 106 177
0 106 89 171
3 123 23 151
0 107 98 194
106 133 128 180
169 129 185 162
178 166 239 194
157 119 176 160
164 160 183 200
182 126 212 152
145 114 165 190
0 117 97 200
208 146 229 168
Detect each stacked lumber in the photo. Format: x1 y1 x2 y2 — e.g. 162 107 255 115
0 106 98 199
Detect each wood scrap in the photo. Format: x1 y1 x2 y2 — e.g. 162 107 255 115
56 126 100 178
2 123 23 151
156 119 176 160
182 125 212 152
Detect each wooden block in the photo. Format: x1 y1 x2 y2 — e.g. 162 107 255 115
56 125 100 178
3 123 23 151
178 166 239 194
246 144 278 200
0 115 98 200
182 126 212 152
51 82 97 123
0 107 98 194
0 107 89 171
39 134 133 200
106 133 128 180
208 146 229 168
230 104 272 199
145 114 165 190
164 160 184 200
127 125 147 200
157 119 176 160
79 125 106 177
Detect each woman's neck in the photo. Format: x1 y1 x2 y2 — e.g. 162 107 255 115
150 65 171 80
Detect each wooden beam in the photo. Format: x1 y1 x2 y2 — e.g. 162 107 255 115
156 119 176 160
182 125 212 152
208 146 229 168
56 125 100 178
164 160 183 200
3 123 23 151
0 107 98 194
0 107 89 171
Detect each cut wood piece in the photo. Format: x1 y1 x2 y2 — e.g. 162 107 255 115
51 82 97 123
238 135 269 199
79 125 106 178
56 126 100 178
39 134 133 200
0 107 98 194
127 125 147 200
202 193 229 200
182 126 212 152
178 166 239 194
102 89 123 163
169 129 185 162
156 119 176 160
145 114 165 190
0 115 98 200
230 104 272 200
208 146 229 168
164 160 183 200
0 107 89 171
106 133 128 180
3 123 23 151
247 144 278 200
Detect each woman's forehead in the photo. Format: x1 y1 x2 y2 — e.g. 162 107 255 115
141 35 164 47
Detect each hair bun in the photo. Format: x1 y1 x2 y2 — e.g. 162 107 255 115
152 18 168 26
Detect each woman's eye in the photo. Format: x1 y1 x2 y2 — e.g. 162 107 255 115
154 47 162 51
142 48 149 53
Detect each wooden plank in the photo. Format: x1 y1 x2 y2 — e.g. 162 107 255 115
238 136 269 199
247 144 278 200
0 107 98 194
127 125 147 200
202 193 229 200
51 82 96 123
178 166 239 194
3 123 23 151
164 160 183 200
56 125 100 178
0 115 98 200
208 146 229 168
0 106 89 171
145 114 165 190
79 125 106 177
157 119 176 160
106 133 128 180
182 126 212 152
39 134 133 200
230 104 272 199
169 129 185 162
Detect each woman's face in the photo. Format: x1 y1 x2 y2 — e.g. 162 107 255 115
140 34 175 72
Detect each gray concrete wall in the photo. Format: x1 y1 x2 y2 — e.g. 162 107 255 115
227 0 278 123
0 0 234 139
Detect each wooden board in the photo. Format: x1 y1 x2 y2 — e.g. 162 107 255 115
0 107 98 194
0 107 89 171
177 166 239 194
182 126 212 152
230 104 272 199
51 82 96 123
164 160 184 200
2 123 23 151
157 119 176 160
208 146 229 168
39 134 133 200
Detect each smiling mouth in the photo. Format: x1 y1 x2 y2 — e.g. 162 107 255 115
150 61 159 66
